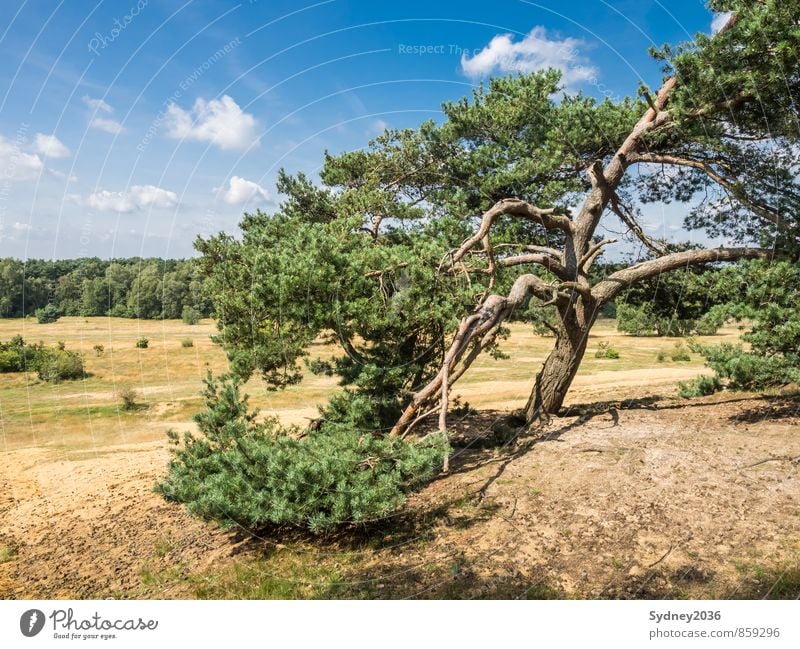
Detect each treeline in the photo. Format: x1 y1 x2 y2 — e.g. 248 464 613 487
0 257 211 320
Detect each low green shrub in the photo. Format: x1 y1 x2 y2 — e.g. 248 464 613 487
690 342 800 391
156 374 448 532
35 348 85 383
594 341 620 359
181 339 194 348
35 304 62 324
678 374 722 398
671 341 692 362
93 344 105 357
136 337 149 349
181 306 201 325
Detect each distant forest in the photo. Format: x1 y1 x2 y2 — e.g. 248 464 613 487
0 256 725 334
0 258 211 320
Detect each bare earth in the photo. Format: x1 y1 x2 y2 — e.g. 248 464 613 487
2 392 798 599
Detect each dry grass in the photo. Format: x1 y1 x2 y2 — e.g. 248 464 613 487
0 316 742 455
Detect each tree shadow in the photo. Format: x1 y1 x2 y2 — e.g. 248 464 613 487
728 396 800 423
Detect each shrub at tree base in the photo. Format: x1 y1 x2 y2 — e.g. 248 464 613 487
156 374 448 532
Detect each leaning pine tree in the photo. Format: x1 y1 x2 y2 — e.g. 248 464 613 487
161 0 800 529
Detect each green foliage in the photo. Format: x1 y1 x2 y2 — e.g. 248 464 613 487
0 349 24 372
670 341 692 362
616 266 721 337
135 337 149 349
181 306 201 325
690 261 800 391
156 374 448 532
678 374 722 399
691 342 800 391
181 339 194 348
648 1 800 252
0 257 212 320
35 347 85 383
594 342 620 359
35 303 62 324
0 336 84 382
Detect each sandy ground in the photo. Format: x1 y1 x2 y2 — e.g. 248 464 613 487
1 391 798 599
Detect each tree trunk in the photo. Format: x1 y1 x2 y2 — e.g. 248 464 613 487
522 306 597 423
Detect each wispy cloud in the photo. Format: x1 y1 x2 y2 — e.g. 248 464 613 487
89 117 124 134
461 26 597 88
165 95 259 151
82 95 113 113
83 95 124 134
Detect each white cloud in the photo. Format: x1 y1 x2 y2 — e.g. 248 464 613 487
461 26 597 87
0 136 44 181
82 95 113 113
87 184 178 213
90 117 124 134
218 176 270 205
131 184 178 208
83 96 124 133
165 95 259 151
711 11 733 34
34 133 70 158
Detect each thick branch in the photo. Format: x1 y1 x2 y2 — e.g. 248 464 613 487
593 247 774 302
450 198 572 266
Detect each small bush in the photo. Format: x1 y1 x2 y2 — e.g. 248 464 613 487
691 342 800 391
156 374 448 532
656 349 666 362
181 306 201 325
36 348 85 383
119 386 139 411
678 375 722 399
0 349 23 372
93 344 105 357
671 341 692 362
35 304 62 324
181 339 194 348
594 341 620 359
136 337 149 349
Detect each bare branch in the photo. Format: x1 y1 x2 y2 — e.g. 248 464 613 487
609 192 667 257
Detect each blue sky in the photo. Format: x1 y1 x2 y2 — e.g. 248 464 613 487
0 0 724 259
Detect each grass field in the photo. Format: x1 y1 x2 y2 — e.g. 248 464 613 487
0 316 734 454
2 316 799 600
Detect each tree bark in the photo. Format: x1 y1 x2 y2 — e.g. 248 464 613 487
522 305 598 422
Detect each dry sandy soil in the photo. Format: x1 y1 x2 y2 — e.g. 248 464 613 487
2 391 799 599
